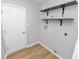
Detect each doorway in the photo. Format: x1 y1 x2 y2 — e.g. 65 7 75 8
1 4 27 54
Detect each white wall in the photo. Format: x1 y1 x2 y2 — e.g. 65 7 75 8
40 0 78 59
1 0 40 45
41 0 75 10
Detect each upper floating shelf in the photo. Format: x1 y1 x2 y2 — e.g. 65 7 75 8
40 1 78 12
40 17 74 20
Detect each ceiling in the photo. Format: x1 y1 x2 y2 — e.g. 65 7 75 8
28 0 48 4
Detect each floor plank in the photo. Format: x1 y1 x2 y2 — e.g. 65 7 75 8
7 43 59 59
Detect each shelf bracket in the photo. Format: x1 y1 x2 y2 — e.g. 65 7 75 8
59 5 65 26
43 19 48 24
59 19 63 26
46 20 48 24
47 11 49 16
61 5 65 17
45 11 49 24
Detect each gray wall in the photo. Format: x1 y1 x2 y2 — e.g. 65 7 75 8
1 0 40 45
1 40 6 59
40 1 78 59
1 25 6 59
1 0 78 59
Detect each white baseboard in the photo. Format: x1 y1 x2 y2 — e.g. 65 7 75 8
5 41 63 59
26 42 40 48
39 42 63 59
5 42 40 59
5 54 7 59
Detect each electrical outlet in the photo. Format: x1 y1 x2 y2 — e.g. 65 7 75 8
64 33 67 36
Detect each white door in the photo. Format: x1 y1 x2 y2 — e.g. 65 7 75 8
1 4 27 54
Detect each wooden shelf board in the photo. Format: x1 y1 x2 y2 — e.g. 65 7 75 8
40 1 77 12
40 18 74 20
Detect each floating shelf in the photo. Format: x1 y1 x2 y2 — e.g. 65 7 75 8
40 1 77 12
40 17 74 26
40 17 74 20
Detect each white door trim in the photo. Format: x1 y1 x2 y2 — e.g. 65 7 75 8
2 3 27 54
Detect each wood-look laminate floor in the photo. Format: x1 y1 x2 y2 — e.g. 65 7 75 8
7 43 59 59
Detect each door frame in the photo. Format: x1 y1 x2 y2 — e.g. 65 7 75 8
1 3 27 55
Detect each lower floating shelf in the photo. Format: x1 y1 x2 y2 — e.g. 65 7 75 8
40 17 74 20
40 17 74 26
